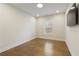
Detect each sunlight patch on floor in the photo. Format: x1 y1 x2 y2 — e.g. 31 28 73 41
44 42 53 56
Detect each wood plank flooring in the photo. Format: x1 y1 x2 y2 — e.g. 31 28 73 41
0 38 71 56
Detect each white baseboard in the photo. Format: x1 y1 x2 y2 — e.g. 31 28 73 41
0 36 64 53
37 36 65 41
65 39 72 56
0 36 36 53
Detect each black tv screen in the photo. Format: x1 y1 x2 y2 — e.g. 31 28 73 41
67 3 78 26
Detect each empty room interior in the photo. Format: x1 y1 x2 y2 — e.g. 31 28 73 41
0 3 79 56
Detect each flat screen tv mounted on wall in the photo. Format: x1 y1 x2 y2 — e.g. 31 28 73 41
67 3 78 26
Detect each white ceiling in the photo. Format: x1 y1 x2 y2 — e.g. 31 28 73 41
11 3 71 17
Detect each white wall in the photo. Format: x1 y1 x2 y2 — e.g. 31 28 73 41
36 13 65 41
0 4 36 53
65 4 79 56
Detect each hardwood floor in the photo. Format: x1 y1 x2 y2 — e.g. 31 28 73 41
0 38 71 56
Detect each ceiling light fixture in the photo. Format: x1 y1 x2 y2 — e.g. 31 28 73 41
56 10 59 13
37 3 43 8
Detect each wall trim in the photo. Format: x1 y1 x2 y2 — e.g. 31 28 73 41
0 37 36 53
36 36 65 42
65 39 72 56
0 36 65 53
